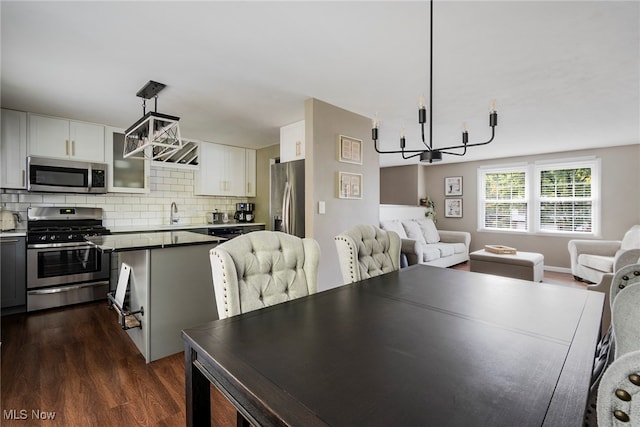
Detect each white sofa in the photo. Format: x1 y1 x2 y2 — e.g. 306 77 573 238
568 225 640 284
380 205 470 268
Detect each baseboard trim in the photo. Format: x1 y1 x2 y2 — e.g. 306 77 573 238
544 265 571 274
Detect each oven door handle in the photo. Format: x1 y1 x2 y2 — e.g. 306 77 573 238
28 242 94 250
28 281 109 295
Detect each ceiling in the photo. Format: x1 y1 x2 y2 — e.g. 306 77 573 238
1 1 638 167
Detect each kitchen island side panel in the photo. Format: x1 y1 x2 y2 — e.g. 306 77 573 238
149 243 219 362
121 250 151 361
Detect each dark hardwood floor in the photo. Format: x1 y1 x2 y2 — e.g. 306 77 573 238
1 267 584 426
1 301 188 426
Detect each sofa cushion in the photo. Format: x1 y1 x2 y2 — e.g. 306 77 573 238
416 218 440 243
380 220 408 239
578 254 614 273
431 243 454 258
420 244 441 262
450 242 467 254
402 220 426 244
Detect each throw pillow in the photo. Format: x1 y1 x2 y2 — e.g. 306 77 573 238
380 220 407 239
417 218 440 244
402 220 426 244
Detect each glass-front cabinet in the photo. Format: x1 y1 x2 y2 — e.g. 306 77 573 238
105 127 150 193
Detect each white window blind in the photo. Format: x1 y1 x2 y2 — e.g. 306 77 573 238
480 168 528 231
536 162 597 234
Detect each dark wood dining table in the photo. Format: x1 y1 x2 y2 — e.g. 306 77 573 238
182 264 604 427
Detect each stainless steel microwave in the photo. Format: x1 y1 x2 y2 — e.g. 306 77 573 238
27 156 107 193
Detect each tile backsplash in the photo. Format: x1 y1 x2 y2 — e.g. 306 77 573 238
0 166 248 228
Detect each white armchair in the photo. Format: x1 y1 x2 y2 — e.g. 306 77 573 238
209 231 320 319
568 225 640 284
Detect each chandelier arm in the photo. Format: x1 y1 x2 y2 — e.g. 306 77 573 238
420 122 432 151
430 127 496 152
373 138 425 155
402 150 425 160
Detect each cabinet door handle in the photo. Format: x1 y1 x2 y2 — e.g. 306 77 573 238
0 239 18 243
295 141 301 156
22 170 25 186
65 140 69 155
72 140 75 156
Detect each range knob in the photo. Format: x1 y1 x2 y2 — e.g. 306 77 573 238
49 235 57 241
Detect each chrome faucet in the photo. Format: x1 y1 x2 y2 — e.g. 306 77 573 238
170 202 179 224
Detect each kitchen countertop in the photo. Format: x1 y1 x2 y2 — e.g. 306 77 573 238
86 230 225 252
0 229 27 237
109 222 265 234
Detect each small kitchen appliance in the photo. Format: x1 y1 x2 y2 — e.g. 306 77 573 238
233 203 255 223
1 210 17 231
206 210 224 224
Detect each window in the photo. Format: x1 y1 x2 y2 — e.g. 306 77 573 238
478 158 600 235
480 167 528 231
536 160 599 234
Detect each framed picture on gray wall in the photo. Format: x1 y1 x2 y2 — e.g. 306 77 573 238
445 176 463 196
337 171 363 199
445 198 463 218
338 135 363 165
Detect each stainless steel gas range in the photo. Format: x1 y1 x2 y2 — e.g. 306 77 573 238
26 207 111 311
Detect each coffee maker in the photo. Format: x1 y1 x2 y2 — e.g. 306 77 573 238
234 203 255 223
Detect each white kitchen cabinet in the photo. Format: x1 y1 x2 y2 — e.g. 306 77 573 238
245 148 256 197
104 127 150 193
28 114 105 162
0 109 28 189
280 120 305 162
194 142 248 196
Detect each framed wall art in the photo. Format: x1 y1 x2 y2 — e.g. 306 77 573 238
338 135 363 165
337 171 363 199
445 198 463 218
445 176 463 196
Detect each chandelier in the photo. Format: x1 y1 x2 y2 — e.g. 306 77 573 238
372 0 498 163
124 80 183 159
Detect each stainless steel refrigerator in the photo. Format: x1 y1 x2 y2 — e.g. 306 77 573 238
270 159 304 237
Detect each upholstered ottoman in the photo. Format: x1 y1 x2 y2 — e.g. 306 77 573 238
470 250 544 282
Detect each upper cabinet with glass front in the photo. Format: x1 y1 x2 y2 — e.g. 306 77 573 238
28 114 105 162
104 127 150 193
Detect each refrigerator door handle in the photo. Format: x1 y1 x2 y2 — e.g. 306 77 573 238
282 181 291 234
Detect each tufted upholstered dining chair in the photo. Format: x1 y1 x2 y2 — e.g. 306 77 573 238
209 231 320 319
610 281 640 360
585 263 640 426
596 350 640 427
596 283 640 426
334 224 401 285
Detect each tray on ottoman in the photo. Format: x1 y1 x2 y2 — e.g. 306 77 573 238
484 245 517 254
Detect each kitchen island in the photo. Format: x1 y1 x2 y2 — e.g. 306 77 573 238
87 231 224 363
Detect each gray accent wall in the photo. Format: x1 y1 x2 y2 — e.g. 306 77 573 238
380 165 425 206
387 144 639 271
250 143 279 229
305 98 379 290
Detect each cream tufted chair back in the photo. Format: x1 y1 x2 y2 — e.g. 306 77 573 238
334 225 401 285
210 231 320 319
